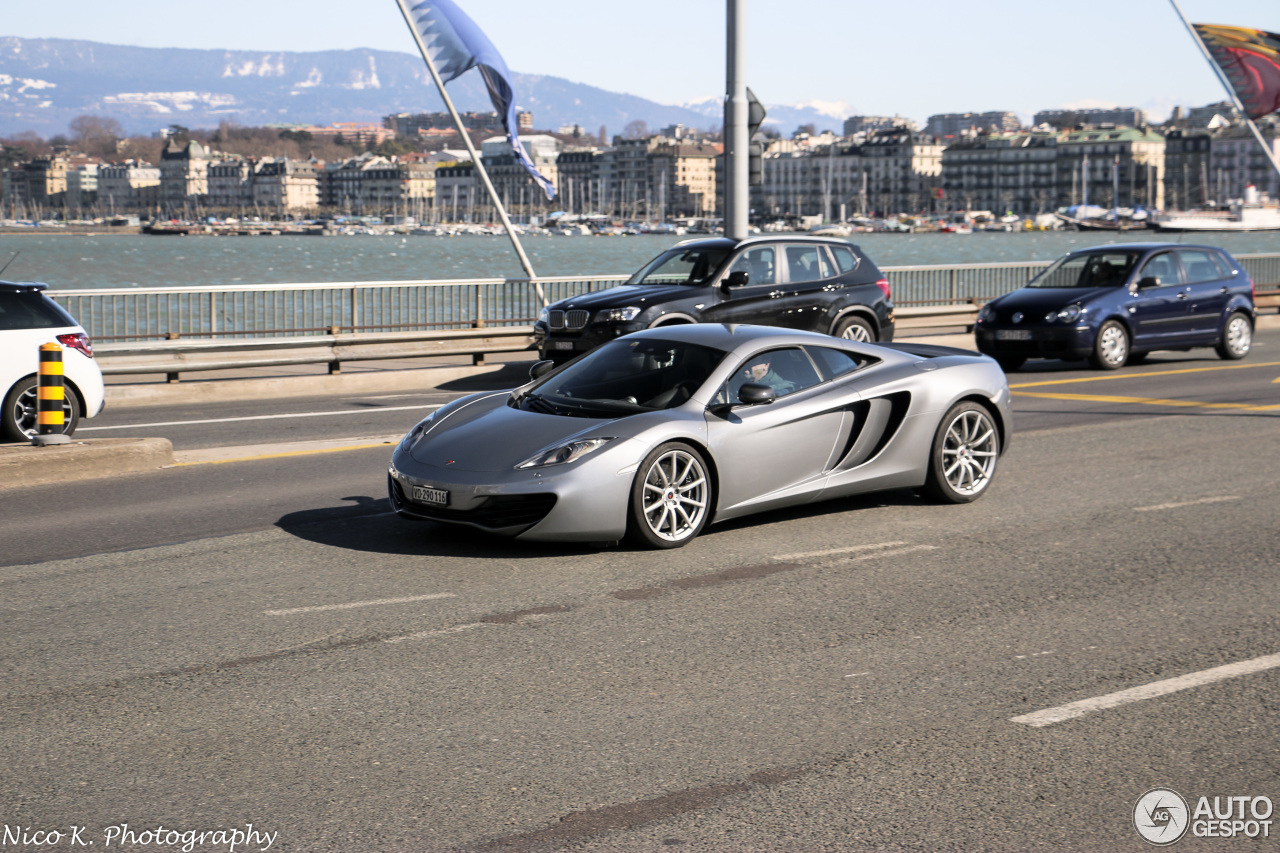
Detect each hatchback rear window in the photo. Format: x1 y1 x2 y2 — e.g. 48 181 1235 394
0 291 77 331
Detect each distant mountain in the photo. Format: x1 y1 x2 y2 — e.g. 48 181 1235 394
0 37 845 139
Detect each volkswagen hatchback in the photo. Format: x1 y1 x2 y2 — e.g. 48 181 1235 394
974 243 1255 370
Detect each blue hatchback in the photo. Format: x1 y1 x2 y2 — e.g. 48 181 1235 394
974 243 1255 371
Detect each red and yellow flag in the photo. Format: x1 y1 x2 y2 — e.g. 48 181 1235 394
1194 24 1280 119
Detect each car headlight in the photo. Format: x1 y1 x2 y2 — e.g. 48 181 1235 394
399 413 435 451
595 306 641 323
1054 305 1083 323
977 304 995 323
516 437 615 469
537 306 550 324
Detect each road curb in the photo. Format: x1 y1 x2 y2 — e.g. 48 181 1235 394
0 438 174 490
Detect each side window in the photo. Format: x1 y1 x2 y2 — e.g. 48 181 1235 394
806 345 866 379
726 347 822 400
0 292 72 331
1138 252 1184 286
830 245 861 274
1211 251 1237 279
727 247 776 286
785 245 834 283
1177 249 1225 284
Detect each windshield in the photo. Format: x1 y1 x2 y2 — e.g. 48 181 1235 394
515 338 727 417
625 246 731 286
1027 251 1141 289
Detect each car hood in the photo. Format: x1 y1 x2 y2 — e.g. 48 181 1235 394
407 394 614 472
994 286 1118 312
552 284 702 312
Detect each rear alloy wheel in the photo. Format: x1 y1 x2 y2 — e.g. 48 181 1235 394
920 401 999 503
1089 320 1129 370
833 315 875 342
2 377 81 442
1216 311 1252 360
627 442 711 549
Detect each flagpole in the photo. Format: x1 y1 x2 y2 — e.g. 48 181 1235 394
394 0 547 306
1168 0 1280 184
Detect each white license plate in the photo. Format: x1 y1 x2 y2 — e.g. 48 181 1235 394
996 329 1032 341
411 485 449 506
552 340 574 350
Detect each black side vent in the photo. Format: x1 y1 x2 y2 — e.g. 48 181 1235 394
834 391 911 470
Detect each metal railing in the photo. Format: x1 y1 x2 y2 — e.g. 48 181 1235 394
48 255 1280 344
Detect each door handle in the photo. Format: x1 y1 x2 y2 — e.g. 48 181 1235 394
1220 287 1229 294
1176 292 1186 299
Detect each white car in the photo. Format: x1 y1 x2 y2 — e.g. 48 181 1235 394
1 281 105 442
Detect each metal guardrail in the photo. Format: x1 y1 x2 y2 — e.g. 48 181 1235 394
48 254 1280 381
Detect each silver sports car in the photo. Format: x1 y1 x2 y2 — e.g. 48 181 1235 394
388 324 1012 548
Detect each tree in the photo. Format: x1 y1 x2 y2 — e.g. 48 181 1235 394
794 123 817 138
623 120 649 140
69 115 122 154
279 129 314 144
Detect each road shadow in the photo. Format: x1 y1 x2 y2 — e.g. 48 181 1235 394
274 495 610 559
436 361 534 392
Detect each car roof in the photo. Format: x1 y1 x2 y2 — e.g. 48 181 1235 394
0 280 50 293
1066 243 1229 255
671 235 862 251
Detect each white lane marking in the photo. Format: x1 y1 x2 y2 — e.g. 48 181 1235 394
1134 495 1241 512
1015 651 1055 660
822 545 939 564
1010 651 1280 727
844 672 871 678
773 542 907 562
265 592 456 616
384 623 486 643
78 403 443 432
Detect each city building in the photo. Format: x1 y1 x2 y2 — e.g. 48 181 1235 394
941 133 1059 215
97 160 161 212
842 115 919 137
1162 130 1213 210
647 141 720 218
1206 120 1280 203
1056 126 1165 210
159 139 212 211
1033 107 1147 129
925 112 1021 140
253 158 321 214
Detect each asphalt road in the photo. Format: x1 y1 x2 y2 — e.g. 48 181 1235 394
1 333 1278 851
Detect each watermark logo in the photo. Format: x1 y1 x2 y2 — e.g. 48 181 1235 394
1134 788 1190 846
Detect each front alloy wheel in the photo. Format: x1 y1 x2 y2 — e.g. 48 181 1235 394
920 401 999 503
628 442 710 548
1090 320 1129 370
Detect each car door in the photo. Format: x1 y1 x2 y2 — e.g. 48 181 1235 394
777 243 840 330
1128 250 1195 347
702 245 787 327
705 346 848 515
1178 248 1232 341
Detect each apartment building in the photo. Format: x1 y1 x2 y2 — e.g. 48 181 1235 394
97 161 161 212
1057 127 1165 210
925 112 1021 140
941 133 1059 215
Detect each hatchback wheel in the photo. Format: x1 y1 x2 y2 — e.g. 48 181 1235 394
1216 311 1252 360
1089 320 1129 370
920 402 999 503
2 377 81 442
628 442 711 549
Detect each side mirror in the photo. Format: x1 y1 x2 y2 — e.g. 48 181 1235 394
722 270 750 290
737 382 776 405
529 359 557 380
1137 276 1161 289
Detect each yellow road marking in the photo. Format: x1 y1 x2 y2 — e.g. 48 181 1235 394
1012 390 1280 412
1008 360 1280 389
171 441 395 467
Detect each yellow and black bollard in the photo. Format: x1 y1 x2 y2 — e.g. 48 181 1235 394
32 342 71 445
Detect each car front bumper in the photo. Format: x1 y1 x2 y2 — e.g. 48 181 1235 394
974 324 1095 360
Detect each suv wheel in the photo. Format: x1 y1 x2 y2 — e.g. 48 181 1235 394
833 315 875 342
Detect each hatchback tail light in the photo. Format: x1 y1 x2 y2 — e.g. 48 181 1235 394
56 332 94 359
875 277 891 301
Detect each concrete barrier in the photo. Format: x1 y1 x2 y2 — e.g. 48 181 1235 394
0 437 173 489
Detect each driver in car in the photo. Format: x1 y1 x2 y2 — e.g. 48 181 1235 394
741 359 796 396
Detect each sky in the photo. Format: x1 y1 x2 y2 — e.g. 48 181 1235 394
4 0 1279 124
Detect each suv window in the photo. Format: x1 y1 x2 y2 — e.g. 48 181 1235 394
785 245 834 283
727 246 777 286
626 246 731 286
830 245 861 274
0 291 75 331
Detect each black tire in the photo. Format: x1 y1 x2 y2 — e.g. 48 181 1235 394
1215 311 1252 360
1127 352 1149 365
919 401 999 504
1 376 81 442
626 442 711 549
1089 320 1129 370
994 355 1025 372
832 315 875 342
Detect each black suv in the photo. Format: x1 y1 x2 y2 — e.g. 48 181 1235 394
534 236 894 361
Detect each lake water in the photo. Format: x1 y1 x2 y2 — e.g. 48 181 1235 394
3 229 1280 290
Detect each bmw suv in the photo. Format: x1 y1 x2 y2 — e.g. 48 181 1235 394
534 236 894 361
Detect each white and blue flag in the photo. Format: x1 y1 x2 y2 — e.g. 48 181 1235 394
405 0 556 200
